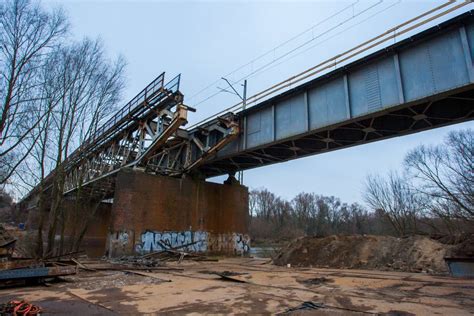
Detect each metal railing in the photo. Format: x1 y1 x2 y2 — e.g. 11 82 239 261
87 72 165 145
65 73 181 170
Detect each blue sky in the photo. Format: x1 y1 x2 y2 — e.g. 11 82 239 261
44 0 473 204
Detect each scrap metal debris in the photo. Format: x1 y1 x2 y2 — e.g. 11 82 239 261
301 276 334 286
0 265 77 283
137 243 219 263
0 300 41 315
0 235 218 288
0 228 78 288
198 270 250 283
110 256 163 268
279 301 325 314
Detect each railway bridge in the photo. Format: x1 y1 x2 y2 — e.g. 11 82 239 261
24 8 474 256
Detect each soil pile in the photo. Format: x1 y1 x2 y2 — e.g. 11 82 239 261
0 224 15 245
273 235 453 273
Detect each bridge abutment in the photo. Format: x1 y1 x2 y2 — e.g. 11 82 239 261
105 169 250 257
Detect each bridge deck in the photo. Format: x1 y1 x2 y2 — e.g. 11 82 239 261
198 10 474 177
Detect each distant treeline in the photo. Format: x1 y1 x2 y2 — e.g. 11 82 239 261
249 129 473 242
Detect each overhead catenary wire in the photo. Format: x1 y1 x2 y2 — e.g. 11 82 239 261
229 0 385 90
240 1 468 111
233 0 403 85
192 0 384 108
238 0 465 109
188 0 468 130
187 0 363 103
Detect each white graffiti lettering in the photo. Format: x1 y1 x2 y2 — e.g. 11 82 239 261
135 230 251 255
136 230 208 253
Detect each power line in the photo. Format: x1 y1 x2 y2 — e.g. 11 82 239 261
240 0 403 84
188 0 468 129
192 0 383 108
230 0 385 88
187 0 362 103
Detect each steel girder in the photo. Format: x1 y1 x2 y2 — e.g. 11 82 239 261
144 114 240 176
60 73 239 197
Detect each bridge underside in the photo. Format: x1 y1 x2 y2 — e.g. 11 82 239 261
199 86 474 177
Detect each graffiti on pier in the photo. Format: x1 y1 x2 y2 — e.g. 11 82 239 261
134 230 251 254
233 233 250 254
136 230 209 253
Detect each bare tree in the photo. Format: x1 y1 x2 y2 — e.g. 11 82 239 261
364 171 425 236
0 0 125 256
291 193 348 236
251 188 377 240
341 203 369 235
41 38 125 256
0 0 67 184
292 192 316 234
16 50 65 256
4 34 126 256
404 129 473 231
250 189 277 221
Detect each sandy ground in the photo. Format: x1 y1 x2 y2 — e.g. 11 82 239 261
0 257 473 315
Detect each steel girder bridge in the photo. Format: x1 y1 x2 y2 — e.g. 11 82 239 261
197 9 474 177
25 8 474 201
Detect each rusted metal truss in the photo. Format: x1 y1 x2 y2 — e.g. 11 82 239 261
144 114 239 176
61 73 239 196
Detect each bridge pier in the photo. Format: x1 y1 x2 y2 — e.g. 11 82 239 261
106 169 250 257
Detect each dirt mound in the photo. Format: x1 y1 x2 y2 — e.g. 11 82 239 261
0 224 15 245
273 235 453 273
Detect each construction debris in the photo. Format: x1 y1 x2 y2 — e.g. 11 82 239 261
0 257 472 314
110 256 163 268
0 227 78 288
300 276 334 286
0 300 42 315
0 265 77 282
279 301 325 315
211 270 249 283
0 237 215 289
136 245 219 264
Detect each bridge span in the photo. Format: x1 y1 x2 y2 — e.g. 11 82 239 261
25 9 474 201
22 7 474 258
196 10 474 177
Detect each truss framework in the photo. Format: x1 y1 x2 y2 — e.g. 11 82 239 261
58 74 239 197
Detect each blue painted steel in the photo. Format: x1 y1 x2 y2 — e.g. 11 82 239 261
275 93 306 140
445 259 474 278
0 266 77 280
400 29 470 101
247 106 273 149
0 267 50 280
349 56 400 116
467 23 474 60
216 13 474 159
308 77 348 129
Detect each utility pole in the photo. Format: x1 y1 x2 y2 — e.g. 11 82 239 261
219 78 247 185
